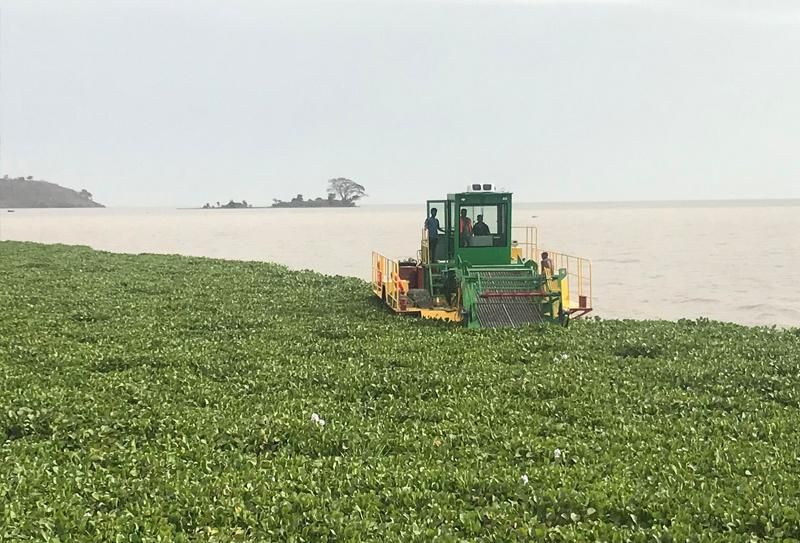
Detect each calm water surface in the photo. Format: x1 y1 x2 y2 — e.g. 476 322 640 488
2 203 799 327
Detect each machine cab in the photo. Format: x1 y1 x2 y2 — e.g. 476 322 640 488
425 184 512 266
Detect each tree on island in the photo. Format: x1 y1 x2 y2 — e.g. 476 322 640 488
328 178 366 204
79 189 93 201
271 179 366 208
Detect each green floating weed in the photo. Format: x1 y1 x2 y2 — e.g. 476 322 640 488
1 241 800 541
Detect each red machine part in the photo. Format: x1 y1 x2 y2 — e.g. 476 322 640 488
398 264 422 290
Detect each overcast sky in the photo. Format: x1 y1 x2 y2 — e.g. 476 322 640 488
3 0 800 206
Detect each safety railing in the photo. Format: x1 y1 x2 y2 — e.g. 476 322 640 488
511 225 592 312
511 226 539 262
371 251 384 296
371 251 409 312
541 250 592 311
420 229 430 264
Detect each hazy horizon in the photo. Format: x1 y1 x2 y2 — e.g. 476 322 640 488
4 0 800 206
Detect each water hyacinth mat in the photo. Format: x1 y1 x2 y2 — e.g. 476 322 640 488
1 241 800 541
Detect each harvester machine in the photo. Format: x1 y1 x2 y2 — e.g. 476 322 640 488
371 185 593 328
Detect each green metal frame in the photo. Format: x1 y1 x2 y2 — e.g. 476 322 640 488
423 190 567 328
451 191 512 266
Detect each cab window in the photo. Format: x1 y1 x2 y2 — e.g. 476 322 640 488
459 204 508 247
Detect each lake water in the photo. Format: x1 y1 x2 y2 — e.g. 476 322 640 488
2 202 799 327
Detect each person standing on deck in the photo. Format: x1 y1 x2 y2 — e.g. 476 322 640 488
540 251 555 276
425 208 443 262
459 208 473 247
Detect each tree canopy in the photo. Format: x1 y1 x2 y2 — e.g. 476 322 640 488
327 178 366 203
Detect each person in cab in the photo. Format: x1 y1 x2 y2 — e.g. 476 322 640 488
459 208 473 246
473 214 490 236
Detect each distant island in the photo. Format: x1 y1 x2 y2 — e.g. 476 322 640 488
194 178 367 210
202 200 253 209
271 178 366 208
271 194 357 208
0 176 103 208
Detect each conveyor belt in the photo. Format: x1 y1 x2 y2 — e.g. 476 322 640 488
475 296 545 328
467 268 547 328
472 269 536 293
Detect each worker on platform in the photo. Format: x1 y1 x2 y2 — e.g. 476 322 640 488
459 208 473 246
540 251 554 276
473 214 490 236
425 208 443 262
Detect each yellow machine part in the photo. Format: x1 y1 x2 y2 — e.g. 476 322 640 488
541 268 570 317
419 308 462 322
559 275 570 309
372 251 462 321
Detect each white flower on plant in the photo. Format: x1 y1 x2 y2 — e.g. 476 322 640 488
520 474 529 485
554 448 562 460
561 353 569 360
310 413 325 427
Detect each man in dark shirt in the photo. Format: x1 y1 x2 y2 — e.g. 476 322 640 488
473 214 490 236
425 208 442 262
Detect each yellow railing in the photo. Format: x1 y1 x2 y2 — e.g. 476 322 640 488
541 250 592 311
511 226 538 262
371 251 384 296
420 229 430 264
511 225 592 311
371 251 409 312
